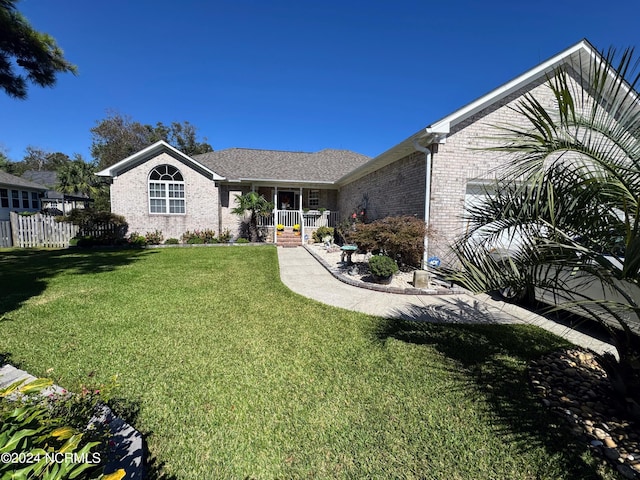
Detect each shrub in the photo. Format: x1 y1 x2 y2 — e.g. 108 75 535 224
186 236 204 244
369 255 398 278
235 238 249 244
165 238 180 245
182 229 217 244
312 226 334 243
128 232 147 247
349 216 427 268
144 230 164 245
0 376 123 479
218 228 232 243
62 208 128 245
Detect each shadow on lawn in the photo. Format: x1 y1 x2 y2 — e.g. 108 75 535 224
377 306 609 479
104 396 178 480
0 248 153 318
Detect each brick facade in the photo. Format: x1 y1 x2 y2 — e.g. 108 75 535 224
337 74 567 263
338 151 426 223
110 152 219 241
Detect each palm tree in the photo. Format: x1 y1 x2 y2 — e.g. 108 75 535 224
232 192 274 242
449 45 640 419
56 158 99 198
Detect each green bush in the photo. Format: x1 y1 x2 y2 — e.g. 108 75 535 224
312 226 334 243
164 238 180 245
128 232 147 247
186 237 204 244
349 216 427 268
368 255 398 278
218 228 232 243
144 230 164 245
182 229 217 244
61 209 128 246
235 238 249 244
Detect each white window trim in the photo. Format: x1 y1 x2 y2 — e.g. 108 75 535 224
148 166 186 215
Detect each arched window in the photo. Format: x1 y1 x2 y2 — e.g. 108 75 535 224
148 165 185 214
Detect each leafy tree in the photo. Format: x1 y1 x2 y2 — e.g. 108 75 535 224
155 120 213 156
232 192 274 242
21 146 71 172
90 112 158 171
0 0 76 99
449 46 640 418
91 112 213 171
0 147 19 174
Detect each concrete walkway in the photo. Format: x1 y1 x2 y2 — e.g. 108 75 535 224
277 246 617 356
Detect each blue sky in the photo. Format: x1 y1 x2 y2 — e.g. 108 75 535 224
1 0 639 162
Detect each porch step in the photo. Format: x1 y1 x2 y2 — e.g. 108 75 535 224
276 231 302 247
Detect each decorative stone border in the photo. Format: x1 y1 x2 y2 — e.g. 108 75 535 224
529 349 640 479
304 245 467 296
0 364 144 479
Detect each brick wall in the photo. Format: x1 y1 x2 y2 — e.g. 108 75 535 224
218 184 251 238
110 152 219 241
338 151 426 222
428 75 556 261
337 72 577 263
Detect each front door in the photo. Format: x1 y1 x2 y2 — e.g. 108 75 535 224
278 191 299 210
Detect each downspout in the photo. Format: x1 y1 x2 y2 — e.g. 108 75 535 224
413 140 433 269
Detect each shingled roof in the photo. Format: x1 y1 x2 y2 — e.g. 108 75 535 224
194 148 370 184
0 171 47 190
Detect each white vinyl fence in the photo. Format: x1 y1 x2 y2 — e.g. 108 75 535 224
9 212 79 248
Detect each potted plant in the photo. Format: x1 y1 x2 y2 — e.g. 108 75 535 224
293 224 301 235
276 223 284 235
368 254 398 284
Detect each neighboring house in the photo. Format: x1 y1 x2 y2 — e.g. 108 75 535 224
21 170 92 215
0 171 46 221
97 39 616 263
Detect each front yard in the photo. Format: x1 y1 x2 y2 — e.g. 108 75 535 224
0 247 618 479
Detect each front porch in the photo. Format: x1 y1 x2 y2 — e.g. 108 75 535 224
259 209 340 244
253 186 340 245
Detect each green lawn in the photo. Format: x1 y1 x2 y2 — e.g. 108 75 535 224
0 247 617 479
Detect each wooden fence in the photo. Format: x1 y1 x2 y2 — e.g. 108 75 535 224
9 212 79 248
0 221 11 247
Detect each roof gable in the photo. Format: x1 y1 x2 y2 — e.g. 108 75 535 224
337 39 607 185
95 140 224 180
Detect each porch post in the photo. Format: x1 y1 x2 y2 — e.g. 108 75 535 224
299 187 304 244
274 187 279 244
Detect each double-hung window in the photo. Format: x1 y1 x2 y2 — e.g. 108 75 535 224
308 189 320 208
149 165 185 214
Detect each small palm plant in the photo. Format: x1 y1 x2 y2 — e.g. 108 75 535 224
232 192 274 242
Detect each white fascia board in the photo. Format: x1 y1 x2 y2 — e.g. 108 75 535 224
429 39 594 132
95 140 225 181
237 178 335 185
337 40 597 188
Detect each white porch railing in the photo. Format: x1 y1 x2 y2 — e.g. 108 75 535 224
302 211 339 228
258 210 340 228
277 210 301 227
